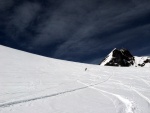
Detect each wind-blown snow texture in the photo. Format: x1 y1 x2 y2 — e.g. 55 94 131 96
0 45 150 113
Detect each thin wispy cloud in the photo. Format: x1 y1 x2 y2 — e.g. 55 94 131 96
0 0 14 11
6 2 41 39
0 0 150 63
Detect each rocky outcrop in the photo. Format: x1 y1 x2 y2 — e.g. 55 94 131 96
100 48 150 67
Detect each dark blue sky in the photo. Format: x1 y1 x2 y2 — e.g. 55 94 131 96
0 0 150 64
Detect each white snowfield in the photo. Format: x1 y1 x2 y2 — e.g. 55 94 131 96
0 45 150 113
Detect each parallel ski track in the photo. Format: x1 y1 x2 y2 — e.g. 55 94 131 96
0 72 113 108
77 80 135 113
0 82 106 108
0 86 87 108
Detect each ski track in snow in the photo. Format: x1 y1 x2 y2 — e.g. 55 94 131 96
0 86 88 108
1 69 147 113
77 80 135 113
1 45 150 113
0 70 150 113
0 81 108 108
112 79 150 105
0 72 114 109
1 68 150 113
0 71 112 108
130 75 150 88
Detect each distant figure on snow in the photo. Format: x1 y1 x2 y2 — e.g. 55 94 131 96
85 68 87 71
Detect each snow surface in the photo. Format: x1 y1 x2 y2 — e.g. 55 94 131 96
0 45 150 113
134 56 150 67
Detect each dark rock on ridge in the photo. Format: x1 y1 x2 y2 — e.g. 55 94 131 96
103 48 134 66
100 48 150 67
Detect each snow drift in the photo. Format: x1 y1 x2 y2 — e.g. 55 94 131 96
0 45 150 113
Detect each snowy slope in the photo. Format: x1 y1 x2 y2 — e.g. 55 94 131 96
0 45 150 113
100 48 116 66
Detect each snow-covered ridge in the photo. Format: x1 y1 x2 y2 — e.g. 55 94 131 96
134 56 150 67
100 48 150 67
0 45 150 113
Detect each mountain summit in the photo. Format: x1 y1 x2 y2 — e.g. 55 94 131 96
100 48 150 67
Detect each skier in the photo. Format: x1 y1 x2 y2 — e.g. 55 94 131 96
85 68 87 71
